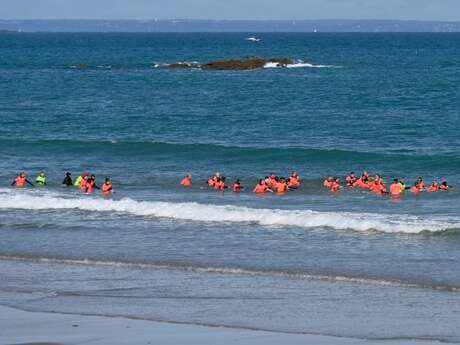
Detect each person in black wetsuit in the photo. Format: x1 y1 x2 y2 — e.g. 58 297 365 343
62 172 73 186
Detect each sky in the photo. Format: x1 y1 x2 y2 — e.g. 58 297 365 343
2 0 460 21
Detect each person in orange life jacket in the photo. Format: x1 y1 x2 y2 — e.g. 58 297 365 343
180 174 192 187
276 178 289 194
427 182 439 193
439 181 451 191
79 173 88 190
207 176 216 187
11 172 34 188
330 178 341 192
264 176 271 187
353 176 368 189
232 179 243 193
370 178 387 194
346 172 357 187
390 178 402 196
410 182 422 194
287 176 299 189
323 176 333 189
85 175 100 193
267 174 277 189
253 179 272 194
288 172 300 188
416 177 425 190
214 177 227 191
102 178 113 196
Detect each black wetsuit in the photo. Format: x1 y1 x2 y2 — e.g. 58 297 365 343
62 175 73 186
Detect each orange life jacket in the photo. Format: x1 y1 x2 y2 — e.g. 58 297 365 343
427 185 438 193
411 186 421 193
15 176 26 188
323 180 333 188
330 182 340 192
102 182 112 195
180 177 191 187
232 183 241 193
208 178 215 187
86 180 95 193
440 184 449 191
390 183 401 196
277 183 288 194
254 184 267 193
80 177 87 189
214 181 225 190
370 183 386 194
353 179 367 189
346 176 356 186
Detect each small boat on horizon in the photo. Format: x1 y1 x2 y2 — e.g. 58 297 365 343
245 36 261 42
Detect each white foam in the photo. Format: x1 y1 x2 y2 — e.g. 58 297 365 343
0 189 457 234
263 61 338 69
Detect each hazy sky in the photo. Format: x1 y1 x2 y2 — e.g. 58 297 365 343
2 0 460 21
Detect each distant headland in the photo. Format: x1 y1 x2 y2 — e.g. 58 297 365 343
1 19 460 32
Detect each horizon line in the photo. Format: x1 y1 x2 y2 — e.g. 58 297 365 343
2 18 460 23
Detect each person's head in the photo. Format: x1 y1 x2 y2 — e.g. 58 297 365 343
40 171 45 176
442 181 447 186
105 177 110 183
20 172 25 177
350 172 355 176
259 179 264 185
91 174 95 179
235 179 240 184
215 172 220 178
394 178 398 183
66 172 71 176
275 176 279 182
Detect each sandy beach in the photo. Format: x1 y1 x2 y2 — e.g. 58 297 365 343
1 305 451 345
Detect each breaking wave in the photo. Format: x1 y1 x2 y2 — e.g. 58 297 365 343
0 189 458 234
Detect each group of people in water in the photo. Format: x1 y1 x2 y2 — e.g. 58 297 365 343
181 171 301 194
323 171 451 196
10 170 452 198
11 171 113 196
180 171 451 197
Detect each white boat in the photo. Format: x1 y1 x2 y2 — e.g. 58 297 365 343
245 37 261 42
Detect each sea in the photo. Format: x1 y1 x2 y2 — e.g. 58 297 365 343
1 32 460 342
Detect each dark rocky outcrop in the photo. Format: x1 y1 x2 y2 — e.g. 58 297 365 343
156 58 293 70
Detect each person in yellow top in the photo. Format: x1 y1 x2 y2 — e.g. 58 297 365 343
35 171 46 186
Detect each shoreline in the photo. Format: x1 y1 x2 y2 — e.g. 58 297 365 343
0 305 451 345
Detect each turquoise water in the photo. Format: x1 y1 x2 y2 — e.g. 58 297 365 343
1 33 460 342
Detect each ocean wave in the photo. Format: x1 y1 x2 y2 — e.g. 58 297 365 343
1 254 459 293
2 138 458 164
0 189 458 234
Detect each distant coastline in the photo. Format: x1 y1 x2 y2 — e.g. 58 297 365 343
1 19 460 32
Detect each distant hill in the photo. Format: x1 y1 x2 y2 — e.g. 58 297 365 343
1 19 460 32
